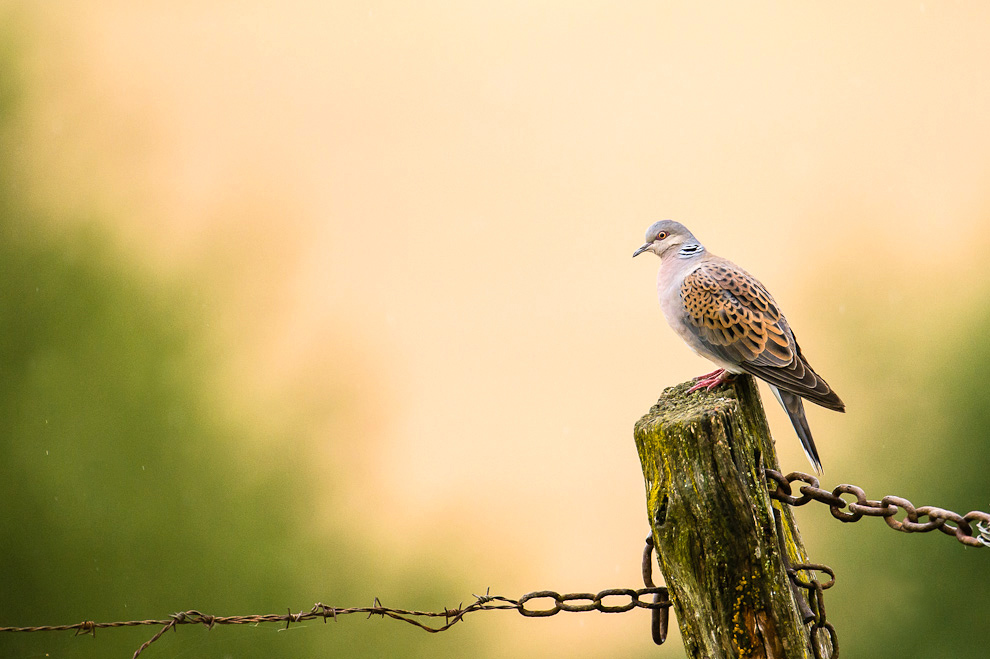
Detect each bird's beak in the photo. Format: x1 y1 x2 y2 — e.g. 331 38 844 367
632 243 652 258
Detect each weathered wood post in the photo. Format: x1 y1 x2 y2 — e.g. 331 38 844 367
634 375 817 659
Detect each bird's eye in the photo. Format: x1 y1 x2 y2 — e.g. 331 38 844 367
657 231 668 240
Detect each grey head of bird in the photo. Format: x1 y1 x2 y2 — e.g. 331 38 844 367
632 220 704 260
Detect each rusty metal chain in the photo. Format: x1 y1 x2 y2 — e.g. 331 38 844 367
772 507 838 659
763 467 990 658
517 587 668 617
788 563 837 659
765 469 990 548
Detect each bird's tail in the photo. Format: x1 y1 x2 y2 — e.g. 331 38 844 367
769 385 823 474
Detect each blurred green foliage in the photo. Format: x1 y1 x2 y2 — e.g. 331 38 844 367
0 32 476 659
808 297 990 659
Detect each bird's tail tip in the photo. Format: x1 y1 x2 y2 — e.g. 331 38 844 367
770 385 825 474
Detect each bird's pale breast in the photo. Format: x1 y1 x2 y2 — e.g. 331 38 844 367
656 259 744 373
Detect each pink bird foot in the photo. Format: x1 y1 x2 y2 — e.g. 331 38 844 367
687 369 734 393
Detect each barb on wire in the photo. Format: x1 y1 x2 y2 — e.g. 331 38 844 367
765 469 990 548
979 518 990 547
0 585 669 659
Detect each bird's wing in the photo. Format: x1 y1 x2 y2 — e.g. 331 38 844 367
680 261 844 412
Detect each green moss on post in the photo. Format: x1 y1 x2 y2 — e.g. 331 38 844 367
634 375 814 659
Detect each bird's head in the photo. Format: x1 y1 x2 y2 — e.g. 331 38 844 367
632 220 701 259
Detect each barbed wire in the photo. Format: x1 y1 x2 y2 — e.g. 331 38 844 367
0 584 670 659
1 473 985 658
765 469 990 548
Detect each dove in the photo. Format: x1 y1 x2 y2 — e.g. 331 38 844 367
633 220 844 473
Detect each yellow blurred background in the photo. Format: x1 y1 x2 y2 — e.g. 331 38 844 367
2 2 989 657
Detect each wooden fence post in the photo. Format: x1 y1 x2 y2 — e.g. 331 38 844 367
634 375 818 659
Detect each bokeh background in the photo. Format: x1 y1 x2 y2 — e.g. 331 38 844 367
1 2 989 657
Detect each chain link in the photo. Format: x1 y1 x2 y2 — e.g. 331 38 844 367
516 587 668 617
641 535 670 645
766 469 990 548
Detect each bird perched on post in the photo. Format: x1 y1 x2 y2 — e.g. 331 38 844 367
633 220 844 473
